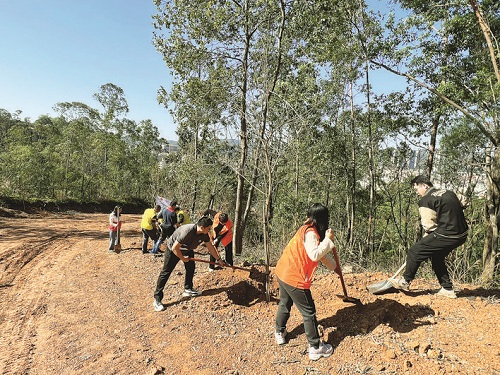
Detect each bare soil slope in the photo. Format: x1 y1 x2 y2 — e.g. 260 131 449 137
0 211 498 375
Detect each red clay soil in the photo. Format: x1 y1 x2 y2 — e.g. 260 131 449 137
0 210 498 375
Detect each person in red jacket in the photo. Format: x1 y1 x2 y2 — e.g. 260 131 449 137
274 203 339 361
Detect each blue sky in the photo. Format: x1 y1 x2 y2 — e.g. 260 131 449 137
0 1 406 142
0 0 176 139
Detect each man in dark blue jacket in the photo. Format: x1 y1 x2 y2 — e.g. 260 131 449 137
152 201 179 254
391 175 468 298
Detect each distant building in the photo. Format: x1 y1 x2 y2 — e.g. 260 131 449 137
162 141 179 153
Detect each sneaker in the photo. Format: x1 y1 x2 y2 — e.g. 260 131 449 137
153 300 164 311
152 252 163 257
275 329 287 345
389 277 410 291
309 341 333 361
435 287 457 299
182 288 202 297
208 268 215 272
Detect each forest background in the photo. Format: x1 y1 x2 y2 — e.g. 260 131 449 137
0 0 498 287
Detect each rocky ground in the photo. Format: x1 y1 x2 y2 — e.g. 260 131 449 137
0 210 498 374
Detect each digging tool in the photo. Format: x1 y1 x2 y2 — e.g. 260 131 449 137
114 213 122 254
332 247 362 305
366 262 406 294
188 257 252 276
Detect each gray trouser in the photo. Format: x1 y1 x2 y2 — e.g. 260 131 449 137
275 277 320 348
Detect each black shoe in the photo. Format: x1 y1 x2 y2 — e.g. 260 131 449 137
142 250 149 254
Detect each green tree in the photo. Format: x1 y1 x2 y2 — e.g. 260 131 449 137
372 0 499 284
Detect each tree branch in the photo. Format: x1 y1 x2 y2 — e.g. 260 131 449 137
370 59 498 147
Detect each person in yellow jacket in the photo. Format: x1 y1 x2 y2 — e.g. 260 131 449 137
274 203 340 361
177 208 192 226
141 205 161 254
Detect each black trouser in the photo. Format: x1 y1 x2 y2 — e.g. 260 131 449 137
154 249 195 302
404 232 467 290
275 277 320 348
209 242 233 269
159 225 175 241
142 228 159 252
154 225 175 252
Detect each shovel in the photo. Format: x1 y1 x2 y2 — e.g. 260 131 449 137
332 248 362 305
366 262 406 294
114 213 122 254
188 257 253 277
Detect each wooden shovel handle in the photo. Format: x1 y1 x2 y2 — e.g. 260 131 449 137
188 257 251 272
332 247 349 297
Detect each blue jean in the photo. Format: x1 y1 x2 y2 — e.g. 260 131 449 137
109 230 117 250
275 277 320 348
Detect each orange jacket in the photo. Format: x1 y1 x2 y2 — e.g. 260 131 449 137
275 225 320 289
212 212 233 247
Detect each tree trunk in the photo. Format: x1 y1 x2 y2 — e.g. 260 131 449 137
482 143 499 285
191 124 199 212
348 80 356 248
426 114 439 178
365 60 375 257
233 6 251 256
469 0 500 83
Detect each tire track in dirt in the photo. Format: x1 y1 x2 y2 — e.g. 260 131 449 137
17 240 161 374
0 238 70 375
0 234 69 287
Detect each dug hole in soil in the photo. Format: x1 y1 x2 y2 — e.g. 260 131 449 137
0 210 499 374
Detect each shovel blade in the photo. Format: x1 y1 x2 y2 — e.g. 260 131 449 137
366 262 406 294
335 294 363 305
366 279 394 294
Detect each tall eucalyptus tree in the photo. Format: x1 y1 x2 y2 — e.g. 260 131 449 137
152 0 322 256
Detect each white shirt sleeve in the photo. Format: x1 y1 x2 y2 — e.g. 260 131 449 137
304 230 334 262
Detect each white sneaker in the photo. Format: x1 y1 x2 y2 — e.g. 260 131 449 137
182 288 202 297
275 329 287 345
153 300 164 312
309 341 333 361
436 287 457 299
389 277 410 291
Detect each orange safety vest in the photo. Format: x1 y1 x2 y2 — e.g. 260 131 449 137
213 212 233 247
275 225 320 289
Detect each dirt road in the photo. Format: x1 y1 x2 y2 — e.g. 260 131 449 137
0 211 498 374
